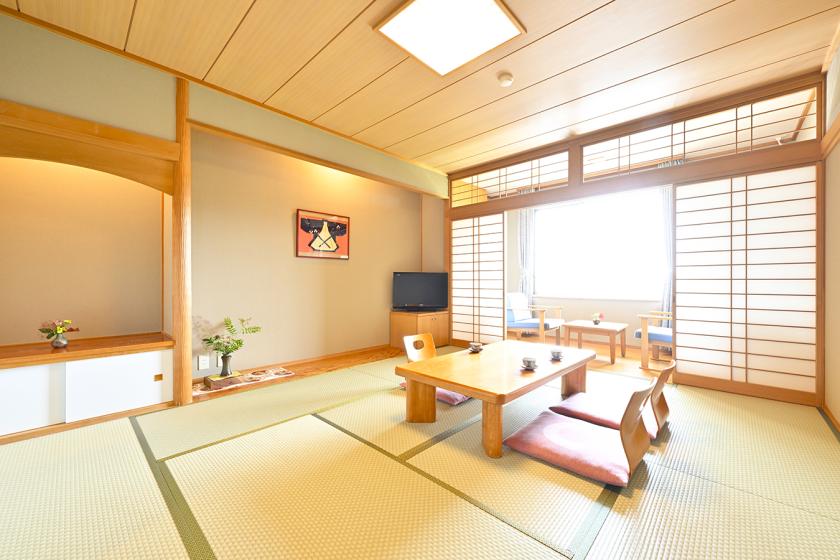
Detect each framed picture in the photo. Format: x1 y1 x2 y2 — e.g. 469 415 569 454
296 209 350 260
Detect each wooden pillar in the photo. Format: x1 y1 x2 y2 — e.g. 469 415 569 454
172 78 192 405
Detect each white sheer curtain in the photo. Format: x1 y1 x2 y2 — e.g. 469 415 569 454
661 185 674 327
518 207 535 297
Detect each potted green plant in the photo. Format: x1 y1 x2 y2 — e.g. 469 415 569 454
38 319 80 348
202 317 261 377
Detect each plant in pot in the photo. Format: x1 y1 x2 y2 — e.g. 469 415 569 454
591 312 605 325
38 319 80 348
202 317 261 377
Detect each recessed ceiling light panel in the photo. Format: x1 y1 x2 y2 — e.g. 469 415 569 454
377 0 524 76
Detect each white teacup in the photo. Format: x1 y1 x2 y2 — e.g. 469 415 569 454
550 348 563 361
469 341 483 352
522 357 537 369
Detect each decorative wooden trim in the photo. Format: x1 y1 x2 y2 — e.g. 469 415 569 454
673 371 818 407
172 78 192 406
816 160 826 407
187 119 440 195
450 140 821 220
448 72 823 181
0 401 175 446
0 100 179 160
0 332 174 370
0 99 179 193
823 405 840 432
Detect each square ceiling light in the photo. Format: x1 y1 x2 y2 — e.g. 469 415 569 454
376 0 524 76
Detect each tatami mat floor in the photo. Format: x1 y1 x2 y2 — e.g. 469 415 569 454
2 344 838 559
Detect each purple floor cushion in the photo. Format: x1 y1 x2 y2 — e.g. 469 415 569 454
504 410 631 487
399 382 471 405
549 392 659 439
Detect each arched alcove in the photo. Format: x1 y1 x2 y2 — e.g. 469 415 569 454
0 157 172 345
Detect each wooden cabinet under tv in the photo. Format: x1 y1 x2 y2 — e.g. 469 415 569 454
390 310 450 349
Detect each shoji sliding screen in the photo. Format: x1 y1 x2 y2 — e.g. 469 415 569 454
451 214 505 344
674 165 819 402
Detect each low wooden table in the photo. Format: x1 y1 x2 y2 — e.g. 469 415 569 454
561 320 628 364
395 340 596 458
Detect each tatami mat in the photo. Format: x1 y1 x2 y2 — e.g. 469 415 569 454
137 368 393 459
0 419 187 560
587 461 840 559
408 385 605 556
319 387 481 456
166 415 568 560
643 384 840 521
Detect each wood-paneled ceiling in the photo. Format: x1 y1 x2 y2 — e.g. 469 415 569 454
5 0 840 174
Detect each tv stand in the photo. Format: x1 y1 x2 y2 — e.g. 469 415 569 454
390 310 449 349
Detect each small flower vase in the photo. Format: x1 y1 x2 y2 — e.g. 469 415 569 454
51 333 68 348
220 354 233 377
593 319 601 325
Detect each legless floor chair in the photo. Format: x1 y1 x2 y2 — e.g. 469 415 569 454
400 334 470 405
550 363 674 440
505 381 655 487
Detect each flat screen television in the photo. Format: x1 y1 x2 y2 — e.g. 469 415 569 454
392 272 448 311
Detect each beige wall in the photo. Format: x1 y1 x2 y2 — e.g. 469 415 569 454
191 130 422 374
0 157 164 344
0 15 175 139
421 195 445 272
824 146 840 417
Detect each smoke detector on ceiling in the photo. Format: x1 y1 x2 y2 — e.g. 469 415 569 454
497 72 514 87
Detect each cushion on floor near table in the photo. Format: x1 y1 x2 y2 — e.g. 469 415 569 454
399 382 471 405
504 410 631 487
550 392 659 439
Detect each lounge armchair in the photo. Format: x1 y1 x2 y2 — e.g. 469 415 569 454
505 292 563 342
504 380 655 487
635 311 673 370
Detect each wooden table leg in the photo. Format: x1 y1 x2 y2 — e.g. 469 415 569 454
482 401 503 458
406 379 436 423
609 333 616 364
564 327 570 346
620 329 627 357
561 364 587 397
577 331 583 349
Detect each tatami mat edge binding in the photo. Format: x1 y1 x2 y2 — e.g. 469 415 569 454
130 417 217 560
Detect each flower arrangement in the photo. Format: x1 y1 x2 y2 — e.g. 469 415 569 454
38 319 80 348
202 317 261 377
591 312 605 325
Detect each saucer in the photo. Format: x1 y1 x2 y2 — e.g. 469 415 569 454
550 356 563 362
521 365 537 371
468 347 483 353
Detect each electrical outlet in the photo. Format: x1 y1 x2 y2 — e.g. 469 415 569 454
216 353 223 368
197 354 210 370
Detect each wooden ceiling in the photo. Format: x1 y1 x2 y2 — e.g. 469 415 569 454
5 0 840 174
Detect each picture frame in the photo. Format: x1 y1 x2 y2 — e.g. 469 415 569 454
296 209 350 260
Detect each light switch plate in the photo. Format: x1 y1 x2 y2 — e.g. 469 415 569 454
197 354 210 370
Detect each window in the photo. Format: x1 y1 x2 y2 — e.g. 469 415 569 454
450 151 568 208
533 187 670 300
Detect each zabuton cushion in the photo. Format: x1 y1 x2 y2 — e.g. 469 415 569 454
550 392 659 439
504 410 631 487
399 382 471 405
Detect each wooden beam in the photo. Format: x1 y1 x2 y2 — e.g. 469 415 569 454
0 98 179 193
172 78 192 406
